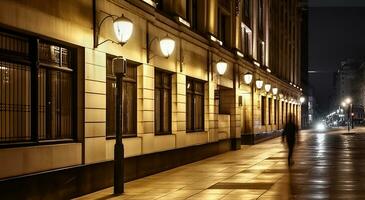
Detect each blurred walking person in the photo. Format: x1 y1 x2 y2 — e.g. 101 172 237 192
282 114 298 167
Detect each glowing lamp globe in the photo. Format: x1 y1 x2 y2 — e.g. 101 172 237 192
264 84 271 92
113 15 134 45
160 36 175 58
256 79 264 89
243 72 253 84
216 60 228 75
272 88 278 95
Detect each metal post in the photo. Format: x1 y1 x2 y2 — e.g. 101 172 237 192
114 64 125 195
347 105 350 132
351 104 354 129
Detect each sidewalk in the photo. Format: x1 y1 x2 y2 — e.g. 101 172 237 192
75 133 304 200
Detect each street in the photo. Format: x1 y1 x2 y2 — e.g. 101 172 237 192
75 127 365 199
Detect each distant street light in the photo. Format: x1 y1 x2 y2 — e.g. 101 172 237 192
342 97 353 132
345 97 352 104
341 101 346 107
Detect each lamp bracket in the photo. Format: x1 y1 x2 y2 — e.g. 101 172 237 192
94 13 123 48
147 35 161 63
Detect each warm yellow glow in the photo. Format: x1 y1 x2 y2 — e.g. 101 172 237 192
264 84 271 92
253 61 260 67
272 88 278 95
178 17 191 27
345 97 351 104
256 79 264 89
300 96 305 103
279 93 284 99
243 72 253 84
216 60 228 75
113 15 133 45
160 36 175 58
342 101 346 107
236 51 244 58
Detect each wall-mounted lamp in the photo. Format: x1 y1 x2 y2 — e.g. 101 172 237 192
272 88 278 95
94 14 134 48
266 68 271 73
299 96 305 104
253 61 261 67
159 36 176 57
264 83 271 93
216 60 228 75
147 35 176 63
243 72 253 85
256 79 264 89
279 93 284 99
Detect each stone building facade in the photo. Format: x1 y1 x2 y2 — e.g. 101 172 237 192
0 0 303 198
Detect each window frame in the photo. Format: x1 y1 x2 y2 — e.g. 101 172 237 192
186 77 205 133
218 0 232 48
154 69 172 135
0 28 80 147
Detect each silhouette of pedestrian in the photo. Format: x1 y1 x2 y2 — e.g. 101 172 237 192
282 113 298 167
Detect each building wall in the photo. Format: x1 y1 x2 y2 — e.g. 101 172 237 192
0 0 303 187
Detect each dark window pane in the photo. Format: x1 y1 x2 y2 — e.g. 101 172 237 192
123 81 136 136
195 82 203 93
186 77 204 132
155 71 161 88
38 67 73 140
155 70 171 135
163 89 170 132
195 95 203 130
106 77 116 136
0 61 31 142
261 96 265 125
0 32 29 57
187 93 193 131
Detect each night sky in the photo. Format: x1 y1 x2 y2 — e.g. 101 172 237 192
308 0 365 115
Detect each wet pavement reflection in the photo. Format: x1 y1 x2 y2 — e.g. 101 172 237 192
76 128 365 200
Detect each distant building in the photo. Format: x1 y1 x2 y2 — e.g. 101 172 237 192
335 59 362 103
307 86 317 125
334 59 365 123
